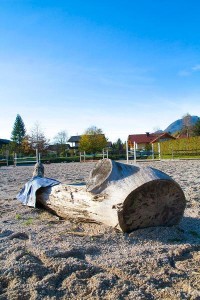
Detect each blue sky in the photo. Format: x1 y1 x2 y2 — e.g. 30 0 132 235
1 0 200 142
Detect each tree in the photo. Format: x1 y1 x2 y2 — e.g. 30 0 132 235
84 126 103 135
11 114 26 145
54 131 68 145
79 126 107 155
182 113 192 137
112 138 124 155
53 130 68 156
21 135 32 154
192 118 200 136
29 122 49 153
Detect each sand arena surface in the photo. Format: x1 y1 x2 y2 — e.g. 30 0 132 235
0 160 200 299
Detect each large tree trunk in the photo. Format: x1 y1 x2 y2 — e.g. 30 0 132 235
36 159 186 232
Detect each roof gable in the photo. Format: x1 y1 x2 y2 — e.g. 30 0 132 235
128 133 158 144
67 136 81 143
151 132 176 143
68 134 106 143
128 132 175 144
0 139 10 144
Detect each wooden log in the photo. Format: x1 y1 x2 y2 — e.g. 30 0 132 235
36 159 186 232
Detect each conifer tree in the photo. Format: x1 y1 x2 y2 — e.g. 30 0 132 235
11 114 26 145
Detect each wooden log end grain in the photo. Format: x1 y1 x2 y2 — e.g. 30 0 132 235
117 179 186 232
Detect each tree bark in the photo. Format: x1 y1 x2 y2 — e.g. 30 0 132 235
36 159 186 232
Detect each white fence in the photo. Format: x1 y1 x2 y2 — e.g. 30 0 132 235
80 149 109 162
0 158 8 166
0 150 9 166
14 149 40 166
126 141 161 164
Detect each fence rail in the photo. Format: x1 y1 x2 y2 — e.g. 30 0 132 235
14 150 40 166
173 149 200 154
79 149 109 162
172 149 200 158
0 159 8 166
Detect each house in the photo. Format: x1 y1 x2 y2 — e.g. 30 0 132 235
67 135 112 150
128 132 176 150
0 139 10 148
67 136 82 149
47 143 70 154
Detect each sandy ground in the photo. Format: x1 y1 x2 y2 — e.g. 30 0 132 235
0 160 199 300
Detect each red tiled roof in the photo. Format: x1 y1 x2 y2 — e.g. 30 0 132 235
151 132 176 143
128 134 158 144
128 132 175 144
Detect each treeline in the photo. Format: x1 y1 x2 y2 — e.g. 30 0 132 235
0 114 126 160
3 115 50 156
1 113 200 162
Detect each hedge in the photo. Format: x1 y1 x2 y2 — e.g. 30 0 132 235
154 136 200 158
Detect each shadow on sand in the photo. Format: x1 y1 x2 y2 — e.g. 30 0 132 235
125 216 200 245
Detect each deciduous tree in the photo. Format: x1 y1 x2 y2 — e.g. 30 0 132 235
182 113 192 137
21 135 32 154
79 126 107 155
29 122 49 153
53 130 68 156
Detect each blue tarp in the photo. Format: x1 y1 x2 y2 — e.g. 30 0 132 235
16 176 60 207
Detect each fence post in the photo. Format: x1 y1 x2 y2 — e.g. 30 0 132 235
126 141 129 164
134 141 137 164
152 143 154 160
14 153 17 167
6 150 9 166
158 143 161 160
36 149 39 163
103 149 105 159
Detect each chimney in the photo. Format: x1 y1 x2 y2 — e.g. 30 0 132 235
146 132 150 137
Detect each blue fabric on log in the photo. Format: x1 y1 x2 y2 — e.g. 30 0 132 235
16 176 60 207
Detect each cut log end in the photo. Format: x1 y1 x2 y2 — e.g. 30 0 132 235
118 179 186 232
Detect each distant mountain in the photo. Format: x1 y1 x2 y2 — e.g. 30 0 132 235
164 116 199 134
